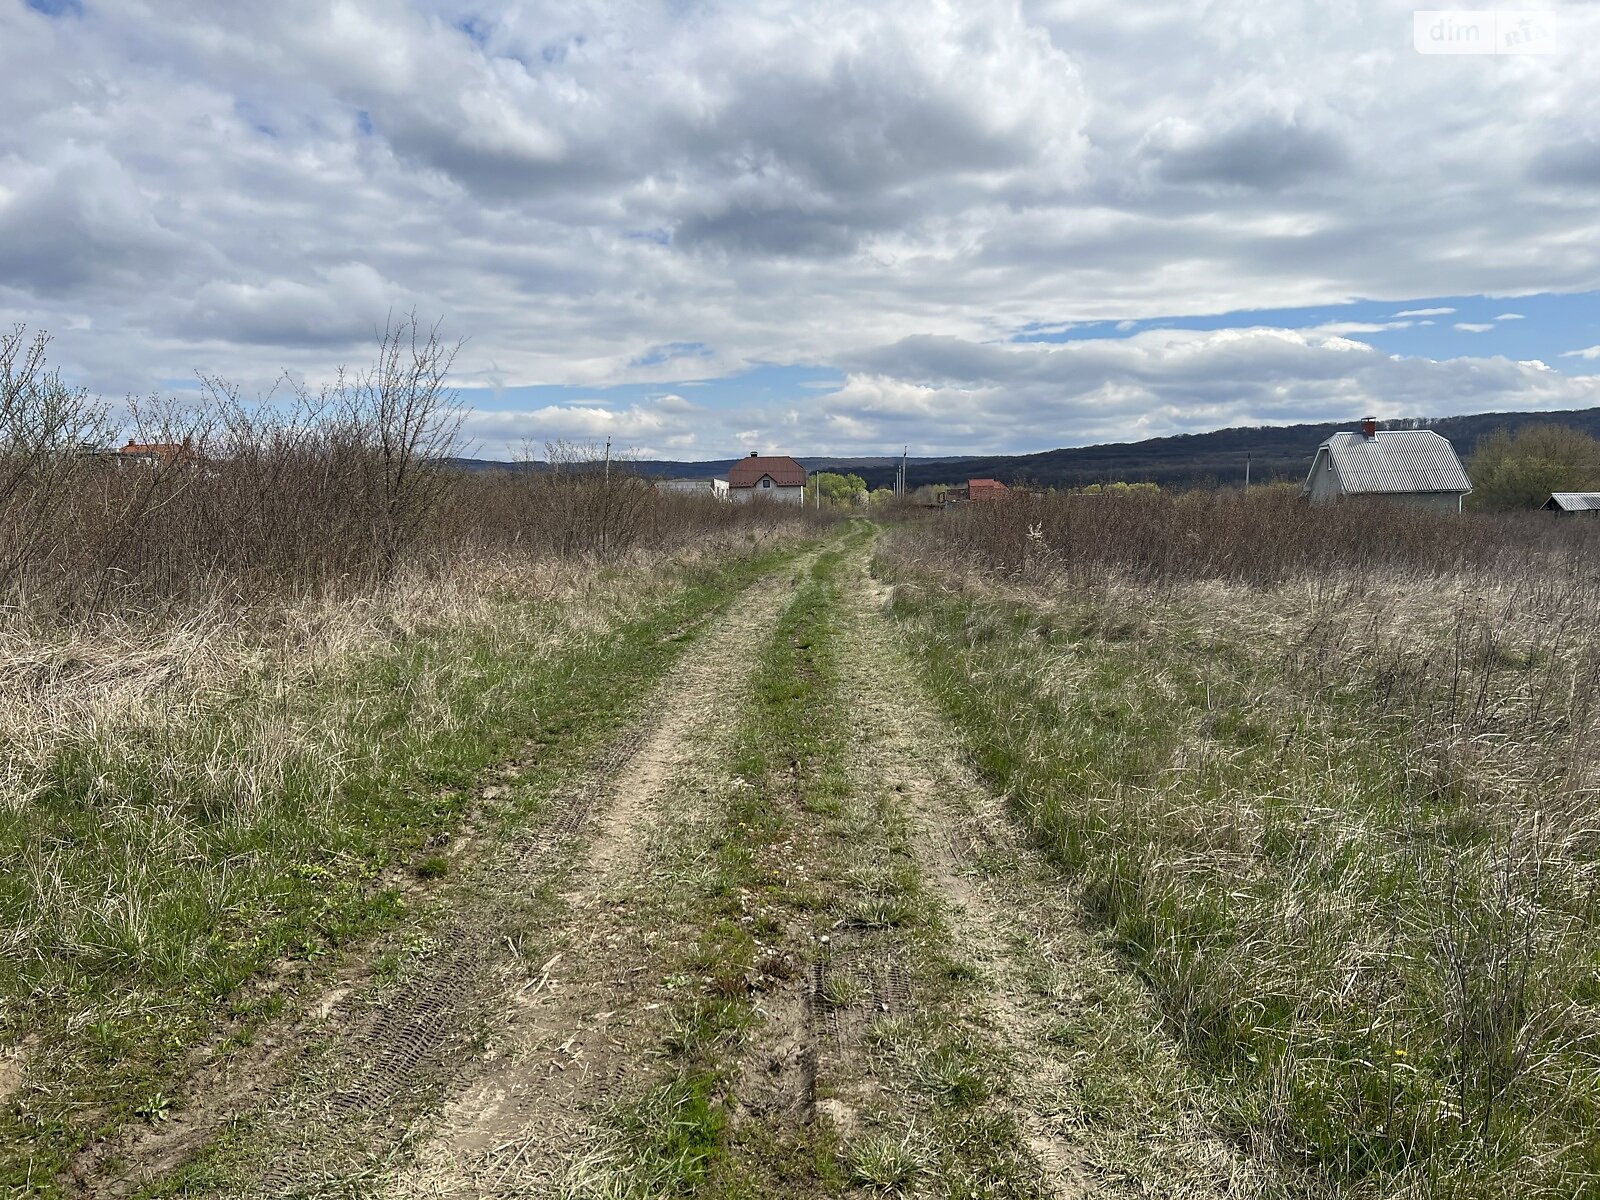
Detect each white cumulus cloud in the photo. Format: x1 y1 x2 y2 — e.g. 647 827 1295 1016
1 0 1599 451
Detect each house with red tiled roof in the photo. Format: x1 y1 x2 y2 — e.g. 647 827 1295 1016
116 437 195 468
726 452 807 505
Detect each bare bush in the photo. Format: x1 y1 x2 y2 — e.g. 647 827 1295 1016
0 325 827 623
917 485 1600 588
0 327 108 598
329 311 465 573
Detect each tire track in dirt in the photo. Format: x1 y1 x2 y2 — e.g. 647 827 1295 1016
832 540 1244 1198
75 716 673 1199
832 555 1088 1199
384 555 816 1200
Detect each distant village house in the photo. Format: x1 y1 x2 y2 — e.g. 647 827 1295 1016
77 437 197 469
1303 418 1471 513
1542 493 1600 515
727 452 807 504
115 437 195 468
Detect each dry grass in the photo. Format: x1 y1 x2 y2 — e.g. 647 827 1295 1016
883 495 1600 1197
925 484 1600 587
0 533 775 953
0 526 799 788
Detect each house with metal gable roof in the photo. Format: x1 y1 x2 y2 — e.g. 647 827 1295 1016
1303 418 1472 513
1542 492 1600 515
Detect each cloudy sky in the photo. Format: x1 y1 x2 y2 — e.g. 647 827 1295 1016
4 0 1600 458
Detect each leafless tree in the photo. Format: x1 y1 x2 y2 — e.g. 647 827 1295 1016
330 312 467 573
0 320 830 619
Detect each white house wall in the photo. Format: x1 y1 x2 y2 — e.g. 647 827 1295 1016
730 485 805 505
1305 449 1342 504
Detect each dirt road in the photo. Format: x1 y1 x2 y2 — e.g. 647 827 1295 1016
386 554 818 1198
86 530 1239 1198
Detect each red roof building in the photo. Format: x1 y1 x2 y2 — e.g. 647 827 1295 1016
116 437 195 467
726 452 807 504
727 453 806 488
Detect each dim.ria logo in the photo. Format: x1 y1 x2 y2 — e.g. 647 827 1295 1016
1413 8 1558 54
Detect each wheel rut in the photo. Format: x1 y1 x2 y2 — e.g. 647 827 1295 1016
386 557 815 1199
832 557 1090 1198
833 542 1246 1198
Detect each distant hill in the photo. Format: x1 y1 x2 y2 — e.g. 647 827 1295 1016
853 407 1600 492
452 407 1600 492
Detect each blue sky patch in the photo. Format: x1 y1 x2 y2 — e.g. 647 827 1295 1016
628 341 714 369
233 99 277 138
1009 291 1600 374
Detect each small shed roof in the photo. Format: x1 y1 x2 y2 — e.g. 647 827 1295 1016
1544 492 1600 511
1309 430 1471 495
968 478 1009 500
727 453 807 488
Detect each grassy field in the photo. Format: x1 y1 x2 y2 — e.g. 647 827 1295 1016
880 493 1600 1198
1 323 850 1194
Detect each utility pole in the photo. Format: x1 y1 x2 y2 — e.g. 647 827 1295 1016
604 436 611 482
1245 453 1251 492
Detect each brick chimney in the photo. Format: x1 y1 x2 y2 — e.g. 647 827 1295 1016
1361 416 1378 440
